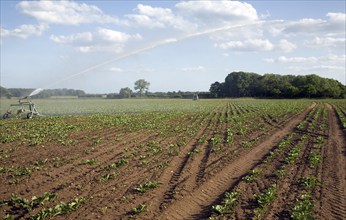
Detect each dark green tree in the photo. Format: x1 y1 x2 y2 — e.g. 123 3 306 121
209 81 225 98
119 87 133 98
224 72 260 97
212 71 346 98
134 79 150 97
0 86 12 98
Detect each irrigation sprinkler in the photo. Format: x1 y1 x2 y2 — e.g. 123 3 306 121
3 96 40 119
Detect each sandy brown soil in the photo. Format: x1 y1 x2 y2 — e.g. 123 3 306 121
320 104 346 219
158 103 316 219
1 102 345 220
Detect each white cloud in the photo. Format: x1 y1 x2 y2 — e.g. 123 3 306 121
77 45 124 54
109 67 123 72
321 54 346 63
17 0 126 26
180 66 205 72
265 54 346 63
326 12 346 24
126 14 164 29
1 23 48 39
50 32 92 44
126 4 196 31
50 29 141 53
260 10 271 19
289 65 345 72
214 38 299 53
283 18 325 34
141 68 156 73
277 12 345 36
278 39 297 52
208 23 264 42
215 39 273 51
305 36 345 48
270 56 318 63
78 46 91 53
97 28 142 43
176 0 258 25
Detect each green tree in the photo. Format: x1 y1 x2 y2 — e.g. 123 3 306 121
119 87 133 98
209 81 224 98
211 71 345 99
0 86 12 98
134 79 150 97
224 72 260 97
304 84 318 98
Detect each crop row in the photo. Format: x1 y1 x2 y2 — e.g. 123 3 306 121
209 102 328 219
2 99 343 219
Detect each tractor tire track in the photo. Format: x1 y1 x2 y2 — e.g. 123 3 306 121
157 109 221 211
69 111 214 218
201 107 300 184
158 103 316 220
321 104 346 220
186 107 227 190
69 111 212 218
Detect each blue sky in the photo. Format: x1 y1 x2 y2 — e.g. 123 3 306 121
1 0 345 93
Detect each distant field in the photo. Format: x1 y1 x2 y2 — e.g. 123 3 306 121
1 98 345 219
0 97 308 116
1 98 210 116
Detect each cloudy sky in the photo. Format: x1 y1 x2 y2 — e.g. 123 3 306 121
1 0 345 93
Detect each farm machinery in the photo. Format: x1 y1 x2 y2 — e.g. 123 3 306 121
3 96 40 119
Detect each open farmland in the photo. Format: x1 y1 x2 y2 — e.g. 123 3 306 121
0 99 345 220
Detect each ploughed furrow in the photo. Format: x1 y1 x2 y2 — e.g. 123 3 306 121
0 126 127 166
265 104 327 219
321 104 346 219
201 104 302 184
1 112 203 199
195 138 214 186
212 104 319 219
67 112 212 219
158 103 316 219
195 106 228 186
1 130 155 200
99 107 220 218
157 107 223 211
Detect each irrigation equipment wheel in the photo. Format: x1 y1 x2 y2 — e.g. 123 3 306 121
27 112 33 119
3 113 10 119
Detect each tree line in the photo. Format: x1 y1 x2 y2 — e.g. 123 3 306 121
108 79 209 99
0 87 86 98
210 72 346 98
2 73 345 99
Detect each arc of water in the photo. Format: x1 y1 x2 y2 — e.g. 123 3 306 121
29 20 279 96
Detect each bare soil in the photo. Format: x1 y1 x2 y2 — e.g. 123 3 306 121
320 104 346 219
1 102 345 220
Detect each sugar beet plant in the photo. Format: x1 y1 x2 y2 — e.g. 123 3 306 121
299 176 320 189
290 193 314 220
242 169 262 183
131 203 147 215
30 197 85 220
253 184 278 219
308 152 321 168
212 190 239 215
134 180 159 193
0 192 57 219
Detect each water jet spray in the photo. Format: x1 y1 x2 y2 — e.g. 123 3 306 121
43 20 271 89
3 20 279 119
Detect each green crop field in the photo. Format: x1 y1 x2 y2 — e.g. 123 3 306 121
1 98 226 116
0 97 317 116
0 98 345 219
